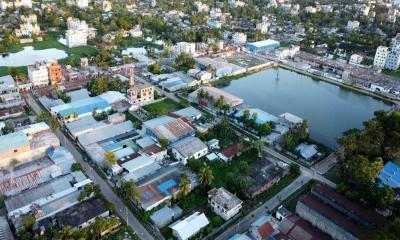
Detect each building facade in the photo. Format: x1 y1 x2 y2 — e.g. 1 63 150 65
47 60 62 84
126 75 154 106
28 62 49 87
373 46 390 69
66 17 88 48
208 187 242 220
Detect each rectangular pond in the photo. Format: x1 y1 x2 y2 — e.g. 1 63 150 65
222 68 393 148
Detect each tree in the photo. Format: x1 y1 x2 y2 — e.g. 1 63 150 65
242 109 250 127
283 132 296 152
71 162 83 172
344 155 383 183
257 122 272 137
104 151 117 165
238 161 249 174
111 78 123 92
37 112 60 130
88 76 110 95
148 63 161 74
159 138 169 149
1 120 14 134
178 173 191 197
120 179 141 204
198 165 214 187
174 53 196 72
22 215 35 229
187 157 204 173
289 164 300 176
54 226 74 240
251 140 264 154
214 95 225 111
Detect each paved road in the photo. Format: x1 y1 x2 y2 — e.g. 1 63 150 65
263 147 336 188
25 93 155 240
216 173 311 240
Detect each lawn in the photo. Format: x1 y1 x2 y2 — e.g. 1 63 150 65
118 37 162 50
104 226 140 240
125 111 142 128
143 98 183 117
382 69 400 80
0 66 27 77
323 164 342 183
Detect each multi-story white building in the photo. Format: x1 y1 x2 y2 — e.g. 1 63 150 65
373 46 390 69
14 14 41 37
66 0 88 8
14 0 32 8
126 75 154 106
346 20 360 31
172 42 196 55
28 62 49 87
232 32 247 45
66 17 88 48
129 25 143 38
385 48 400 70
208 187 243 220
256 21 269 34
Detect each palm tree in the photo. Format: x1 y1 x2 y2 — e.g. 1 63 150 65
178 174 191 197
54 226 74 240
104 151 117 165
198 166 214 187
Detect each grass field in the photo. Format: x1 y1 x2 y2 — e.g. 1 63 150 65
323 164 342 183
382 69 400 80
143 98 183 117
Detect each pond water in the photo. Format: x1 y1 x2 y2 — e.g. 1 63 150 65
0 46 68 66
222 68 393 148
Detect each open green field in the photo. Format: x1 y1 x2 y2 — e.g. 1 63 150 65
382 69 400 80
323 164 342 183
143 98 183 117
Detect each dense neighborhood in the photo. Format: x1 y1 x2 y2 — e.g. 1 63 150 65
0 0 400 240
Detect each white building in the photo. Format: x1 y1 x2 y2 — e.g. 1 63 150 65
170 136 208 165
256 22 269 34
66 17 88 48
173 42 196 55
14 0 32 8
169 212 209 240
66 0 88 8
373 46 390 69
14 14 41 37
232 32 247 45
349 54 364 65
129 25 143 38
346 20 360 31
385 48 400 70
28 62 49 87
208 187 243 221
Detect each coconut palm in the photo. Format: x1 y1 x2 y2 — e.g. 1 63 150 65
178 174 191 197
198 166 214 187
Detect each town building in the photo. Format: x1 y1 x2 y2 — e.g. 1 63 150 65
246 39 280 53
0 75 24 110
384 48 400 70
47 60 62 84
279 112 304 129
207 20 222 29
0 122 60 167
137 165 196 211
169 212 209 240
346 20 360 31
208 187 242 220
129 25 143 38
373 46 390 68
150 205 183 228
5 171 92 229
189 86 244 108
66 17 88 48
378 161 400 188
296 184 387 240
14 14 40 38
245 158 288 198
28 61 49 87
256 22 269 34
170 136 208 165
232 32 247 45
126 75 154 106
249 215 279 240
172 42 196 55
66 0 88 8
55 197 109 230
142 115 196 143
0 146 75 196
